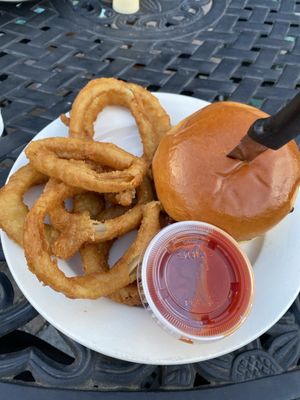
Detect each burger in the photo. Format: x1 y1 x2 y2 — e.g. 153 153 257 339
152 102 300 241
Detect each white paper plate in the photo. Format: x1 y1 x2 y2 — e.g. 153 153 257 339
1 93 300 365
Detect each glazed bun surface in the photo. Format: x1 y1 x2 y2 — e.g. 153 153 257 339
152 102 300 241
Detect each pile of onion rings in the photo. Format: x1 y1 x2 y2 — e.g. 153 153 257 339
0 78 170 305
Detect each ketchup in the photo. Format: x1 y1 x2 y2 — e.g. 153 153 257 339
140 222 254 341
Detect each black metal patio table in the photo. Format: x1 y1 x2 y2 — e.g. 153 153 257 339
0 1 300 399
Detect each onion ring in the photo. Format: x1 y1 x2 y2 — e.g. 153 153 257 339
63 78 171 162
108 283 141 307
73 192 105 218
74 197 141 306
97 204 129 221
25 137 147 193
80 239 142 306
0 164 47 246
80 241 112 275
104 190 136 207
128 82 171 143
23 178 161 299
50 176 153 259
50 203 98 259
74 196 141 306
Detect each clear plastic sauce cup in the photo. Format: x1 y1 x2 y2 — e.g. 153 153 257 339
138 221 255 343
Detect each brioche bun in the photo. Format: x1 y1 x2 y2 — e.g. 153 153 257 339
152 102 300 241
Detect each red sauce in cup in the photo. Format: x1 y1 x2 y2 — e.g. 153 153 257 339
139 222 254 342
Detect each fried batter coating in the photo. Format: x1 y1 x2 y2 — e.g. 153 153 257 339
24 179 161 299
0 164 47 246
26 138 147 194
50 177 153 260
64 77 171 162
